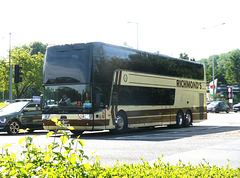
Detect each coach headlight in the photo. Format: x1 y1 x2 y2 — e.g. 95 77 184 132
78 114 93 120
0 117 7 123
42 114 50 120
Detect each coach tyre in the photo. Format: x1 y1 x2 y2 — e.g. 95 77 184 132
7 119 21 135
176 110 184 128
114 111 128 133
183 110 192 127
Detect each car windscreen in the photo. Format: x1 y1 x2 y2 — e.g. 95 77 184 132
209 102 219 106
0 102 28 114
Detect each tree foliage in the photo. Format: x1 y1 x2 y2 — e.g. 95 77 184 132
11 48 44 98
179 53 189 60
0 42 46 99
225 49 240 85
179 53 195 61
29 41 48 55
0 60 9 91
199 49 240 85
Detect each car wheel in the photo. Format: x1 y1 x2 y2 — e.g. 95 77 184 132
215 109 219 113
7 119 21 135
226 108 230 113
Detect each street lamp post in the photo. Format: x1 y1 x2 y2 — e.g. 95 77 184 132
203 23 225 101
127 21 139 49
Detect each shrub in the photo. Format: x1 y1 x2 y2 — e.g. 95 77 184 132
0 118 239 177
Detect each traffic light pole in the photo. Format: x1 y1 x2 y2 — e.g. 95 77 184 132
9 33 13 103
9 65 13 103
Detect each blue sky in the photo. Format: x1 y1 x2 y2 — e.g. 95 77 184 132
0 0 240 60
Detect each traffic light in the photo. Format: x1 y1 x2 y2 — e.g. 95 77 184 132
14 65 23 83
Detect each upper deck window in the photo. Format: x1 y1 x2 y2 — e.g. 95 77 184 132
93 44 204 82
43 45 91 84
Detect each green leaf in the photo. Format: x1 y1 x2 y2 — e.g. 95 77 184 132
95 155 101 162
18 138 26 145
51 117 58 123
4 144 12 149
70 154 77 164
57 121 61 126
84 163 90 170
47 131 55 138
67 126 74 130
78 140 85 147
60 135 68 145
26 163 33 169
44 155 51 162
20 168 28 175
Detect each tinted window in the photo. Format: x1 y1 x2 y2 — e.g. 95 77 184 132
43 44 91 84
93 44 136 84
112 85 175 105
26 104 38 111
43 84 92 109
94 84 112 109
27 104 36 108
93 43 204 85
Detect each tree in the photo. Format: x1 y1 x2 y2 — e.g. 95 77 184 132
179 53 189 60
179 53 196 61
11 47 44 98
225 49 240 85
0 60 10 95
199 54 229 84
0 43 46 100
29 41 48 55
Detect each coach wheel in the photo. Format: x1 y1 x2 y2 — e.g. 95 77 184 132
183 110 192 127
114 112 128 134
176 110 184 128
7 119 21 135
